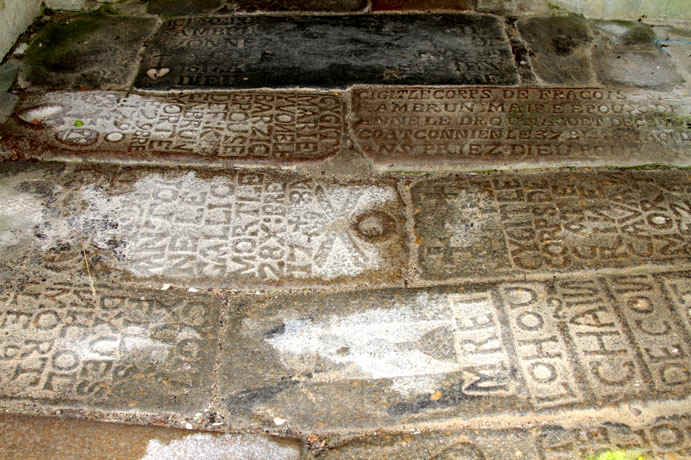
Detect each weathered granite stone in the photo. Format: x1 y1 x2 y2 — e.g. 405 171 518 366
592 21 685 90
148 0 367 15
411 170 691 281
372 0 473 10
518 16 595 85
0 162 405 289
350 86 690 172
221 271 691 431
135 15 518 89
20 11 157 90
323 415 691 458
2 90 346 167
0 281 219 413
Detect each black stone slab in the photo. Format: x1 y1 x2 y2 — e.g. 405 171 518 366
148 0 367 15
135 15 518 89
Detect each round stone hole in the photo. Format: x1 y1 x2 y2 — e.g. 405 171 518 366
354 211 396 242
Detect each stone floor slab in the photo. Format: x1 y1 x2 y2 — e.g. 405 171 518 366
0 414 301 460
411 169 691 281
148 0 367 15
372 0 474 11
19 12 157 90
0 281 219 414
351 86 690 172
1 90 345 167
320 414 691 459
135 15 517 89
0 162 405 289
220 270 690 431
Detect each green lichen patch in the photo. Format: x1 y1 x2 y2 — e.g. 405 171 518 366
587 448 646 460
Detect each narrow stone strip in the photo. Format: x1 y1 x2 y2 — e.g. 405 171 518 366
320 414 691 458
220 270 691 431
0 162 405 289
410 169 691 282
351 86 690 172
135 15 517 89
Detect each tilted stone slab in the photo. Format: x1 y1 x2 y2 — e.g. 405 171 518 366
2 91 345 167
411 169 691 281
220 271 691 431
0 282 219 414
323 414 691 459
135 15 517 89
0 162 405 288
351 86 690 172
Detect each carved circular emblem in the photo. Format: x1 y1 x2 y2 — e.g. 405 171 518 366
354 211 396 242
55 128 99 147
432 442 487 460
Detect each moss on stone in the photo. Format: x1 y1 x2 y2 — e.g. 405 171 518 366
24 7 118 73
587 449 646 460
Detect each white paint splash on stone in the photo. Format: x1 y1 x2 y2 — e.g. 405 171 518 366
141 433 300 460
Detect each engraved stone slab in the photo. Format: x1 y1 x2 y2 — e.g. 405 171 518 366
220 271 691 431
412 170 691 280
135 15 517 89
324 414 691 459
2 91 345 167
0 162 405 288
148 0 367 15
351 86 691 172
0 282 218 413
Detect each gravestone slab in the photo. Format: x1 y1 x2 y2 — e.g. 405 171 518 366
411 170 691 281
135 15 517 89
148 0 367 15
0 162 405 289
351 86 690 171
0 282 219 414
2 91 345 167
220 271 691 431
372 0 474 10
324 414 691 458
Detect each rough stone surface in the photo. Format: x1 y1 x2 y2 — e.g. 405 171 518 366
0 162 405 289
323 415 691 458
20 12 157 90
518 16 595 85
135 15 517 89
0 92 18 125
351 86 690 172
553 0 691 21
221 270 691 431
412 169 691 281
0 0 41 61
0 414 301 460
2 90 345 167
0 281 219 413
372 0 473 10
148 0 367 15
592 21 685 90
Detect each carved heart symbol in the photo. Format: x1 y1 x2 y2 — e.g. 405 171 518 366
146 68 170 80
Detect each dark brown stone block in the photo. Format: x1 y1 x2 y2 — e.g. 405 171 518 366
518 16 595 84
220 271 691 431
2 90 346 167
372 0 474 11
411 169 691 280
135 15 517 89
350 86 690 172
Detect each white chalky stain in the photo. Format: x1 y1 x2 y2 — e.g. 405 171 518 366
74 172 395 280
265 302 463 396
141 433 300 460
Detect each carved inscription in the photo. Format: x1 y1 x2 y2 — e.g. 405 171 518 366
412 170 691 279
226 272 691 428
135 16 517 89
0 283 217 410
73 170 402 285
12 91 344 162
352 87 690 169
